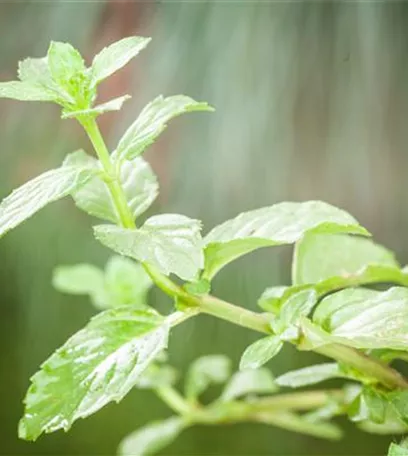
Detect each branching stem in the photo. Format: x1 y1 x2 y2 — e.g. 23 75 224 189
80 114 408 393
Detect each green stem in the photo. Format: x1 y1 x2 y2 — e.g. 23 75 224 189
78 114 408 392
80 117 135 229
156 386 192 415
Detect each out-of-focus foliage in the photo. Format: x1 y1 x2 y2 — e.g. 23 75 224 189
1 1 408 455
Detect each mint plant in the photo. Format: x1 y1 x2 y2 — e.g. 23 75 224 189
1 36 408 455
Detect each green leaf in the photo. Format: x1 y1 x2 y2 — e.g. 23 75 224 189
115 95 214 160
221 368 277 401
53 263 106 308
136 363 178 390
358 409 408 435
18 57 51 84
314 287 408 350
0 81 57 102
118 417 185 456
203 201 370 280
19 308 170 441
256 411 342 440
292 233 398 285
61 95 131 119
64 150 158 223
104 256 152 308
185 355 231 400
91 36 151 88
272 289 318 339
390 391 408 424
94 214 204 281
275 363 340 388
239 336 283 370
349 388 386 424
0 165 94 238
388 443 408 456
53 256 153 310
47 41 86 90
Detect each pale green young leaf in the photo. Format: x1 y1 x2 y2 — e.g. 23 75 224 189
118 417 185 456
0 165 95 238
390 391 408 424
64 150 158 223
314 287 408 350
18 57 51 83
203 201 370 280
0 81 57 102
240 336 283 370
275 363 340 388
136 364 178 390
221 368 277 401
47 41 86 90
53 263 106 308
348 388 386 424
61 95 131 119
94 214 204 281
53 256 153 310
358 408 408 435
19 308 170 441
255 411 342 440
273 289 318 338
91 36 151 88
292 233 398 285
185 355 231 400
115 95 214 160
388 443 408 456
104 256 152 308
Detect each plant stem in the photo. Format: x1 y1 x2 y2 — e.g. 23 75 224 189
79 114 408 392
156 386 192 415
80 117 136 229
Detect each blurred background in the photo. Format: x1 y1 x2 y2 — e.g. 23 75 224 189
1 1 408 454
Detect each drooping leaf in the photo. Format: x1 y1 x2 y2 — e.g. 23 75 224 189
61 95 131 119
118 417 185 456
275 363 340 388
292 233 398 285
19 308 171 441
358 408 408 435
94 214 204 281
91 37 151 88
314 287 408 350
203 201 370 280
184 355 231 401
64 150 158 223
47 41 86 92
388 443 408 456
221 368 277 401
239 336 283 370
0 165 95 238
0 81 58 102
255 411 342 440
115 95 214 160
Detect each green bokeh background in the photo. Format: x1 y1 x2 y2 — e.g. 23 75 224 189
1 2 408 455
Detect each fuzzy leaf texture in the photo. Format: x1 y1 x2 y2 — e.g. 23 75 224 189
185 355 231 400
64 150 158 223
0 165 95 238
388 444 408 456
118 417 185 456
203 201 370 279
19 308 170 441
115 95 214 160
313 287 408 350
240 336 283 370
91 36 151 87
275 363 341 388
221 368 277 401
94 214 204 281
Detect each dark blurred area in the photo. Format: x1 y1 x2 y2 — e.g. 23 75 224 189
1 1 408 455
